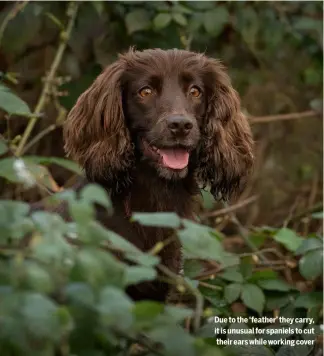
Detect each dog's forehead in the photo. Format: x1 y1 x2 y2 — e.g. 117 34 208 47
123 50 206 83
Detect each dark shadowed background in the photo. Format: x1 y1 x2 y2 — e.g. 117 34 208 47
0 1 322 229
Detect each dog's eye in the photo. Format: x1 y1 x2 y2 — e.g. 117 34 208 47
189 86 201 98
139 87 153 98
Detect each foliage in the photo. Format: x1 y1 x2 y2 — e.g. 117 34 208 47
0 173 322 355
0 1 322 356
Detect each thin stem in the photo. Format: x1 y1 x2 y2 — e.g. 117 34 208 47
15 2 79 156
0 1 29 47
202 195 258 218
223 201 269 263
157 264 204 333
249 110 318 125
20 124 57 155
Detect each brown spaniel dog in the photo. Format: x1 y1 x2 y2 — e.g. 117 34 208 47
63 48 254 301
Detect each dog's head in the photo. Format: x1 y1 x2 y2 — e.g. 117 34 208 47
64 48 254 199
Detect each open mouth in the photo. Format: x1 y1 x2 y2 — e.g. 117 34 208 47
142 140 190 170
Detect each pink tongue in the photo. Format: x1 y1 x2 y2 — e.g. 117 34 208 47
158 148 189 170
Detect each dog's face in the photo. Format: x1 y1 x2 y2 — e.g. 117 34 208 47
64 48 254 199
122 53 207 179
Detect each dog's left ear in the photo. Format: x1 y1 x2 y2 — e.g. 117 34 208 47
197 58 254 200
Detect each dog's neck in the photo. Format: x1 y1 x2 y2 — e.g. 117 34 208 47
110 162 200 219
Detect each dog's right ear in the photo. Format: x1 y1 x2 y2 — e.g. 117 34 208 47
63 60 134 183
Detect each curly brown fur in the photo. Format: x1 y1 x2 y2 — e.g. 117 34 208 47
62 48 254 301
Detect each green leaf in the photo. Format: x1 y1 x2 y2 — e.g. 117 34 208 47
299 249 323 280
294 292 322 309
265 295 291 311
273 228 304 252
240 259 253 280
124 265 156 286
173 3 192 15
131 212 181 228
197 322 218 338
65 282 95 307
148 324 195 356
234 7 259 45
133 301 164 328
73 248 125 288
0 84 31 116
32 211 67 236
183 260 204 279
24 261 54 294
80 184 112 211
130 253 160 268
70 200 95 224
241 283 265 315
0 157 28 184
0 140 8 155
100 225 160 269
311 211 323 219
21 292 59 340
88 224 159 267
125 9 151 34
1 157 70 191
25 156 82 175
31 213 74 269
201 188 214 210
204 6 229 36
103 229 138 255
248 270 278 283
179 220 229 263
172 13 187 26
295 237 323 255
97 286 134 331
0 200 29 220
163 305 193 323
224 283 242 304
0 200 33 240
153 13 172 30
224 344 273 356
257 279 292 292
219 269 244 283
188 12 204 32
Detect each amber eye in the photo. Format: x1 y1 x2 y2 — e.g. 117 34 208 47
139 87 153 97
189 86 201 98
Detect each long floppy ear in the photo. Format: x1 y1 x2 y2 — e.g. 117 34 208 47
63 59 134 186
197 58 254 200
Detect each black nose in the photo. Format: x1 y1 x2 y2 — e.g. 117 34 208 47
167 116 193 136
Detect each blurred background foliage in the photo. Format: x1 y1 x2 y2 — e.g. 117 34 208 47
0 2 323 355
0 0 322 228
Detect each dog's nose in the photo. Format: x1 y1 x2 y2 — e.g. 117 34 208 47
167 116 193 136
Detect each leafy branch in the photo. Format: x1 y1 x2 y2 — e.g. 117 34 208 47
15 2 79 156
